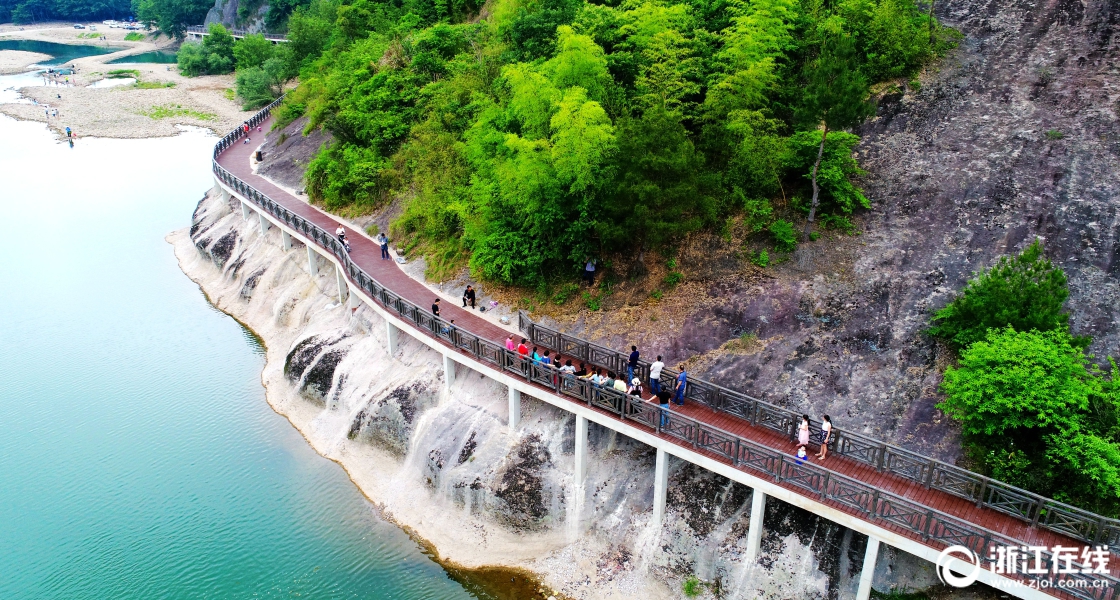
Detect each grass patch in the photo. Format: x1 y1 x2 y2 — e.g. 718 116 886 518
365 223 379 236
107 69 139 78
870 588 931 600
1046 129 1064 140
223 88 236 101
139 104 216 121
550 282 579 305
76 32 100 38
133 81 175 89
124 32 145 41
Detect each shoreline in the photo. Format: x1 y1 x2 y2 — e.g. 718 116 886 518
0 25 251 139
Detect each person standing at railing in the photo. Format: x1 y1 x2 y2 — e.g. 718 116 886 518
816 415 832 461
673 365 687 406
506 335 515 351
627 346 639 384
517 338 529 356
797 414 810 448
432 298 441 317
649 355 664 395
656 391 671 427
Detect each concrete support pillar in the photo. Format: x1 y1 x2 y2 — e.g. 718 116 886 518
386 321 399 355
652 447 669 526
574 415 588 485
258 211 270 235
241 200 251 220
306 246 318 276
443 354 456 390
335 264 348 304
281 230 292 251
508 386 521 430
744 490 767 564
855 537 881 600
348 285 360 310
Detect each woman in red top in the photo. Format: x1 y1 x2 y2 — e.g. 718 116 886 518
517 338 529 356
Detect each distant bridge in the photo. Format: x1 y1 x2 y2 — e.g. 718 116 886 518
185 25 287 42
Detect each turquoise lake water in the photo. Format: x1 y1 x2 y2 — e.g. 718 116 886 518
0 112 484 598
0 39 125 65
107 50 178 64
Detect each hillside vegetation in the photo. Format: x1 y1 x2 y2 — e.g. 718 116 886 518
268 0 953 285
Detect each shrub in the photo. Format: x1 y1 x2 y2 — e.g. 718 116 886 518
939 328 1120 515
124 32 145 41
752 249 770 267
928 240 1071 350
769 219 797 252
683 575 703 597
663 271 683 287
1046 129 1064 140
551 282 579 305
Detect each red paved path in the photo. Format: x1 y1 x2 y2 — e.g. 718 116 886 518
218 118 1118 592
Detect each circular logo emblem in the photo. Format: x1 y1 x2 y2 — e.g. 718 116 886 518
936 545 981 588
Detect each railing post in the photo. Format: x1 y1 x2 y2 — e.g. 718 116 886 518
1031 498 1045 526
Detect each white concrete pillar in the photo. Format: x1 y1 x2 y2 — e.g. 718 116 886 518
744 490 766 564
348 285 360 309
386 321 399 355
306 246 318 276
855 537 881 600
258 211 270 235
335 264 348 304
444 354 456 390
508 386 521 430
281 230 292 251
652 447 669 526
241 200 251 220
574 415 588 485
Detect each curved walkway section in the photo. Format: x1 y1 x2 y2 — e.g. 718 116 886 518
213 101 1118 600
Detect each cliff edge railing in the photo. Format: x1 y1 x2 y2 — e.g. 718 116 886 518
212 99 1118 599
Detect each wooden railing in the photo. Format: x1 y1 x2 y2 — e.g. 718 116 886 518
211 99 1119 599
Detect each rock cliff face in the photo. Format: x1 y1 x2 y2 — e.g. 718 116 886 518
535 0 1120 463
171 188 984 599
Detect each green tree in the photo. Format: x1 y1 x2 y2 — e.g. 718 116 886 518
133 0 211 38
235 57 287 108
201 23 235 73
176 41 207 76
233 33 275 70
549 86 615 194
796 31 875 240
929 240 1072 350
780 130 868 216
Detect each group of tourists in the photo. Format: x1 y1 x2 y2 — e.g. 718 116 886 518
794 414 832 463
334 223 392 259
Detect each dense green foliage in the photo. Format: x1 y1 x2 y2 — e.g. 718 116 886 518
939 328 1120 515
272 0 951 284
929 240 1071 350
177 23 236 75
133 0 210 37
2 0 129 22
174 26 292 108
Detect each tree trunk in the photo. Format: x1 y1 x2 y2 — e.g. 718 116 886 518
928 0 936 45
803 125 829 241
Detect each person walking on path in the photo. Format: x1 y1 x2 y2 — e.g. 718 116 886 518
506 335 516 351
627 345 639 385
517 338 529 357
431 298 441 317
816 415 832 461
583 259 596 286
336 225 346 242
376 232 390 259
797 414 810 448
649 355 664 395
673 365 687 405
462 285 476 309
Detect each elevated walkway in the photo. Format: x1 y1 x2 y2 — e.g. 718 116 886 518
212 99 1118 600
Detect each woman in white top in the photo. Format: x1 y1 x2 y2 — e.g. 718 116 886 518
817 415 832 460
336 225 346 241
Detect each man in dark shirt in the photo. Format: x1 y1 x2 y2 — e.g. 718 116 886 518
462 285 476 308
627 345 639 385
432 298 441 317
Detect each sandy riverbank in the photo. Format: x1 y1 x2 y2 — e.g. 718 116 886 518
0 25 251 138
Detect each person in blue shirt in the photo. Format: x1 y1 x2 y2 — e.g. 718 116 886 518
627 345 639 384
673 364 687 406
